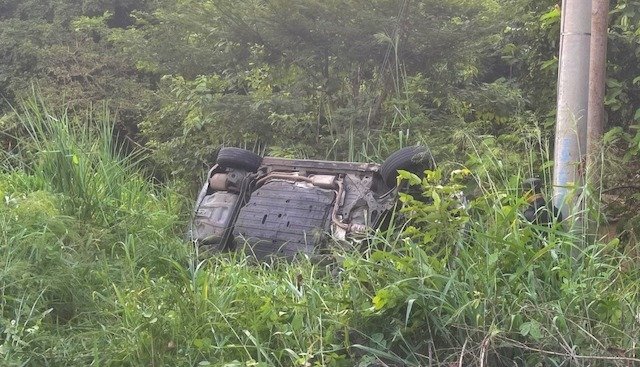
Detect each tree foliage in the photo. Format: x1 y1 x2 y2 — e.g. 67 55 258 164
0 0 156 140
1 0 639 181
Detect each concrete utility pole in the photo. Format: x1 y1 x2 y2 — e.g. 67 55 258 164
586 0 610 188
553 0 592 220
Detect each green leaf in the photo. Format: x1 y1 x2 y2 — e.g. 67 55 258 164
540 57 558 71
603 126 624 143
405 298 416 326
450 168 471 181
431 191 442 208
371 333 385 345
372 289 390 310
528 321 542 340
488 252 500 266
397 170 421 185
520 321 542 340
540 6 560 21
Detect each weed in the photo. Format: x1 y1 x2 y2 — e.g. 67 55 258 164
1 102 639 366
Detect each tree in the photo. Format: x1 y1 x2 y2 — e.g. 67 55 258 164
0 0 158 138
115 0 512 179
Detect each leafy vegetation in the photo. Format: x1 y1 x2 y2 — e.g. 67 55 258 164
2 103 639 366
2 0 638 180
1 0 640 365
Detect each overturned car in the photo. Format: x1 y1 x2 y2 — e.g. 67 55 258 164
191 146 434 260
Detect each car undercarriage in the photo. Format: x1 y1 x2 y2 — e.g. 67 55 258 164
191 146 434 260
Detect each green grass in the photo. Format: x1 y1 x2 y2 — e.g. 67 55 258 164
1 101 639 366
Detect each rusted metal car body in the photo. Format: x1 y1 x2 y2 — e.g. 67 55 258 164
191 146 433 260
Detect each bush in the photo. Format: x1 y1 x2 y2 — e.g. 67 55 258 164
2 102 639 366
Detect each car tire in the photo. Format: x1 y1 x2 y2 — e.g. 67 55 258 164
216 147 263 172
380 146 434 186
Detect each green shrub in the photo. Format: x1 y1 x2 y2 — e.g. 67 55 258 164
2 102 639 366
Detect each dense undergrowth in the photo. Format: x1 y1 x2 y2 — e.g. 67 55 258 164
1 105 639 366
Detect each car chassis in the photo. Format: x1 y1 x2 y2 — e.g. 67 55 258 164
191 146 433 260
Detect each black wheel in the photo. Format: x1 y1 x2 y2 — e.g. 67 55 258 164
216 147 263 172
380 145 434 186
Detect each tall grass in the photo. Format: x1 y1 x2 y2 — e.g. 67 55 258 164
13 98 157 224
337 136 640 365
1 100 639 366
1 100 190 365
